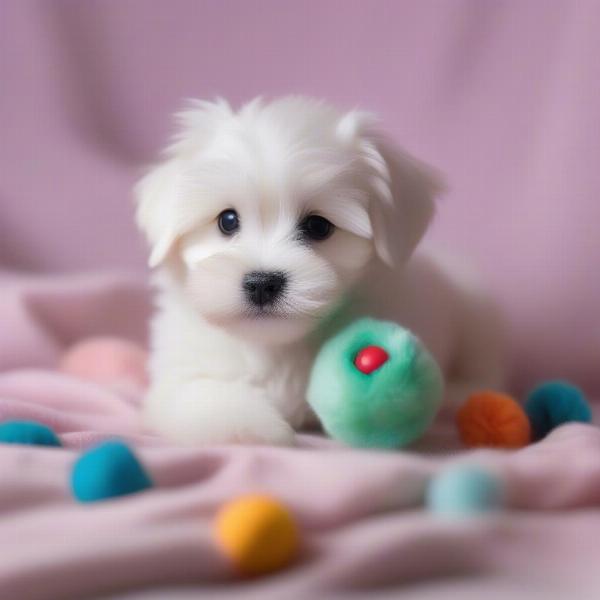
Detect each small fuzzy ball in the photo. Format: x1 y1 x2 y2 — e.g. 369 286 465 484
0 420 61 447
307 318 444 449
71 440 153 503
426 465 505 516
456 390 531 449
214 494 300 576
525 380 592 441
60 337 149 391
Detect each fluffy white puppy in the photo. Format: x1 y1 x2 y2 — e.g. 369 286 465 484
135 96 503 446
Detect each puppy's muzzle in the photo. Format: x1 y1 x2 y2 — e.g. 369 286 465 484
243 271 287 308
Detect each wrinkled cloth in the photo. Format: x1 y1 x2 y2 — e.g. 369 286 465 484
1 273 600 600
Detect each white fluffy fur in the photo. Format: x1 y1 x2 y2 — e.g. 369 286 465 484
135 96 504 446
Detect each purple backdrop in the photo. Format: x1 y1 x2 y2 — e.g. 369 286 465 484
1 0 599 392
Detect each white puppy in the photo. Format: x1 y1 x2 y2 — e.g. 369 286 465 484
135 96 504 446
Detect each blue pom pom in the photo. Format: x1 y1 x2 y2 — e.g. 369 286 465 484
0 420 61 447
525 380 592 441
71 440 153 503
426 465 505 516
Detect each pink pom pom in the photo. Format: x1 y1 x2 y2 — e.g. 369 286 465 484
60 337 148 392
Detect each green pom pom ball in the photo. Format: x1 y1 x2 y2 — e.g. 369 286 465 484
307 318 444 449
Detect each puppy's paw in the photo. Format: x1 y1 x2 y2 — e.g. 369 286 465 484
229 411 296 447
145 380 296 447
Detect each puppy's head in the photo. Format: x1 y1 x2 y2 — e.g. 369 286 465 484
135 97 441 344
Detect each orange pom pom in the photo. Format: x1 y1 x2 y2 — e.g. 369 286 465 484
214 494 299 576
456 390 531 449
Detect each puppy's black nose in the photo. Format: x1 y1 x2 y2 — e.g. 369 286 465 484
243 271 287 307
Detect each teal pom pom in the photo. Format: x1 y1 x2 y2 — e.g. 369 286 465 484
426 465 505 516
71 440 153 503
0 420 61 447
307 318 443 449
525 380 592 441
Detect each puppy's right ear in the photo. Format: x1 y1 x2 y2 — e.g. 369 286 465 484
135 98 234 268
134 160 183 268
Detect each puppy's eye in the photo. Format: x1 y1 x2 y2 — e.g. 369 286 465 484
217 209 240 236
299 214 334 241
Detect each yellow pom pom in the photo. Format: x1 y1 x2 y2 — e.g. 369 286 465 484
456 390 531 449
214 494 300 576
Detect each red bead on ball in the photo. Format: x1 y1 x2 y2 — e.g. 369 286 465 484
354 345 389 374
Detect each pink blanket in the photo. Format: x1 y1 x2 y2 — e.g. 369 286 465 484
1 272 599 600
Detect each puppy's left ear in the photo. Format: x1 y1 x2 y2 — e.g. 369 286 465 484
337 111 444 267
369 141 443 266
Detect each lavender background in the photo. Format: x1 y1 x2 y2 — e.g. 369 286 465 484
1 0 599 393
